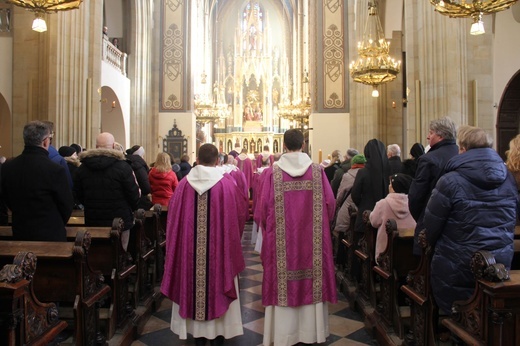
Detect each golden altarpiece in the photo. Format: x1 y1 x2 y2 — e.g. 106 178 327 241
199 1 297 155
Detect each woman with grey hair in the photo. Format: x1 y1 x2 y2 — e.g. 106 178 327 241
423 125 518 314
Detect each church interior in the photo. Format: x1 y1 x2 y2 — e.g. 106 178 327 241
0 0 519 162
1 0 520 346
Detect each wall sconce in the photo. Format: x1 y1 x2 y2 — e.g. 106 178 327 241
111 101 116 108
391 101 396 108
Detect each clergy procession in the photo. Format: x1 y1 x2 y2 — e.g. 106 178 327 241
0 118 519 346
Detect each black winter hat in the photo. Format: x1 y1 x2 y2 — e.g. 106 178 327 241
59 146 76 158
390 173 413 194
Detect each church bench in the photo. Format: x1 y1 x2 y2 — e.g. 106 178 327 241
0 220 137 342
400 229 437 346
0 231 110 346
336 206 358 307
143 204 166 284
354 210 378 329
402 232 520 346
442 250 520 345
373 219 418 343
65 220 136 342
127 209 160 334
0 252 68 346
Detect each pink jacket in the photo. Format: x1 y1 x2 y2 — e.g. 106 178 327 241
369 193 416 263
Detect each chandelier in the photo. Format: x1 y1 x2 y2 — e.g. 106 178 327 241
429 0 518 35
193 83 230 125
278 95 311 125
349 2 401 97
7 0 83 32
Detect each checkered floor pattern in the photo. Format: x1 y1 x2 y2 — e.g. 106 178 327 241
131 224 378 346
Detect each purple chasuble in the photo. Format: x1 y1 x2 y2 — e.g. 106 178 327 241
260 163 337 307
236 156 254 190
161 177 246 320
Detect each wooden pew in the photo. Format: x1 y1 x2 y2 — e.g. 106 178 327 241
0 252 68 346
373 219 418 344
65 219 136 343
0 231 110 346
400 229 437 346
354 210 378 329
336 206 358 307
143 204 166 284
0 220 137 343
442 250 519 345
127 209 159 334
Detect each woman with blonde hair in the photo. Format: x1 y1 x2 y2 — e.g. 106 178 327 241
324 149 342 183
506 134 520 189
148 152 179 206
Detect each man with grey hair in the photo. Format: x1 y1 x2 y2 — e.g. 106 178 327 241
74 132 140 250
0 120 73 240
331 148 359 197
408 116 458 255
387 144 402 175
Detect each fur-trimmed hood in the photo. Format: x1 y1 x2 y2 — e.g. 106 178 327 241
79 148 126 171
64 156 81 167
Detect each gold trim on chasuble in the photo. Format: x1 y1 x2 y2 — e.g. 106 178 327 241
195 192 208 321
273 164 324 306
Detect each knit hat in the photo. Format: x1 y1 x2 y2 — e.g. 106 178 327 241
410 143 425 159
351 154 367 165
390 173 413 194
346 148 359 158
59 146 76 158
70 143 82 154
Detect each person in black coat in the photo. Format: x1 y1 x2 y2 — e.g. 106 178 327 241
179 154 192 179
0 121 73 241
408 117 459 255
351 139 390 234
401 142 425 178
387 144 402 175
0 159 9 226
126 145 153 210
424 126 518 314
74 132 140 250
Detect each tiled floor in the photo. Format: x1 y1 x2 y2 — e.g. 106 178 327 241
132 224 378 346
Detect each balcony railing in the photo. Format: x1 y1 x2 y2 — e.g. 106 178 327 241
102 36 127 76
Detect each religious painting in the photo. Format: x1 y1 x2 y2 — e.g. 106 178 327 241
273 140 279 153
257 139 262 151
243 139 248 151
250 139 256 153
162 120 188 160
227 140 233 153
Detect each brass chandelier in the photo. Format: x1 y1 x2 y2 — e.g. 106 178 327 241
429 0 518 35
349 2 401 97
194 84 230 125
278 95 312 125
7 0 83 32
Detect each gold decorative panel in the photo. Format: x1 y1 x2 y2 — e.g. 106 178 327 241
323 0 345 109
161 0 186 111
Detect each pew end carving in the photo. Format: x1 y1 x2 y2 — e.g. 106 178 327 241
442 250 517 345
372 218 417 342
0 252 68 345
400 229 437 346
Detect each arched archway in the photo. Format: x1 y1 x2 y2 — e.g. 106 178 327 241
0 93 12 158
497 70 520 160
100 86 126 147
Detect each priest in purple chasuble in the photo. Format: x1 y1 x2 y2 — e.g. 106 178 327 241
160 144 247 345
260 129 338 346
236 148 254 191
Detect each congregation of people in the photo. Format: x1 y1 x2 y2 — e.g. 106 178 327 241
1 117 520 345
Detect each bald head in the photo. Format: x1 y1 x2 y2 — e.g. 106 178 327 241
96 132 115 149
